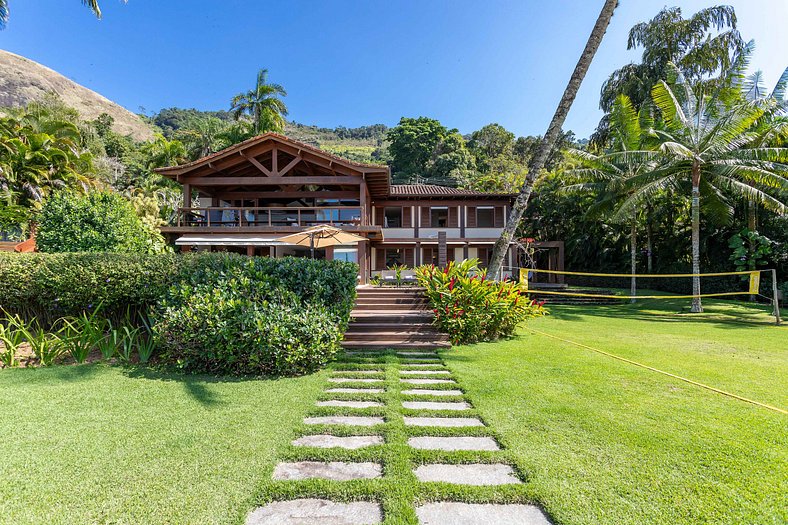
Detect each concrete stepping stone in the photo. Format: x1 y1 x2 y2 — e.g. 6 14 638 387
246 499 382 525
329 378 383 384
414 464 521 485
415 502 551 525
292 434 383 449
273 461 382 481
402 401 470 411
316 400 383 408
402 389 463 397
304 416 384 427
400 378 456 385
333 370 382 374
407 436 500 451
326 388 384 394
397 352 437 357
400 363 445 368
404 417 484 428
401 370 451 375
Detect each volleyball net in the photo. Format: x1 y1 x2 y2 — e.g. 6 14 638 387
509 267 782 325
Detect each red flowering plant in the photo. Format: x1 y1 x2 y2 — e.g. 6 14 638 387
415 259 547 345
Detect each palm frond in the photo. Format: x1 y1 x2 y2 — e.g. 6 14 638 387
652 80 689 131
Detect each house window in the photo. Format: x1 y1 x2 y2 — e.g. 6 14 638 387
430 207 449 227
476 207 495 227
384 207 402 227
334 248 357 263
385 248 403 267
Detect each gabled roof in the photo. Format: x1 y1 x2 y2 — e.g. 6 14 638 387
390 184 516 200
155 132 390 196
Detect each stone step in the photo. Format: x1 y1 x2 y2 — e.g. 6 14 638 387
402 401 470 411
246 499 382 525
400 378 456 385
401 389 463 396
343 333 449 343
355 297 428 305
403 417 484 427
356 286 425 293
400 369 451 375
344 324 441 334
407 436 500 451
413 464 521 485
273 461 382 481
415 502 552 525
325 387 384 394
353 303 429 311
350 312 433 322
304 416 384 427
316 400 383 409
292 434 384 449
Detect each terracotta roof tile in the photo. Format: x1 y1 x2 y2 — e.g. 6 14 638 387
390 184 515 198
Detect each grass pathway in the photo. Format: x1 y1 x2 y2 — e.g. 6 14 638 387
246 349 552 524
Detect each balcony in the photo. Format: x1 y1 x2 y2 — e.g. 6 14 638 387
174 206 364 228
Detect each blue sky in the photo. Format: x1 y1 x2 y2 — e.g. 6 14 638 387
1 1 786 139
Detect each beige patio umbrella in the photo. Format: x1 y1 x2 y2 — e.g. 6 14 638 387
278 225 367 259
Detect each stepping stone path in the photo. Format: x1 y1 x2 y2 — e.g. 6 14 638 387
247 349 551 524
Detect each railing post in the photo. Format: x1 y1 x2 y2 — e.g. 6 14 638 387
773 269 782 326
207 208 211 227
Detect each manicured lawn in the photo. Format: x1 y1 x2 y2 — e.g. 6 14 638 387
444 298 787 525
0 364 325 524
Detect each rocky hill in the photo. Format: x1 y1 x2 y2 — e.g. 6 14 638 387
0 49 154 141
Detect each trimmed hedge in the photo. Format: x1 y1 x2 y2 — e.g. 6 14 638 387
0 252 358 375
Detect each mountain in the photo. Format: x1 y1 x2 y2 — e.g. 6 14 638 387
0 49 154 141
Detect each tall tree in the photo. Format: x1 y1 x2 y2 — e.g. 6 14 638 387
594 5 744 145
230 69 288 134
620 73 788 312
386 117 450 184
487 0 620 277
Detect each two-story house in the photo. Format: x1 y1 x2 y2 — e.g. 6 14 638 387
156 133 517 283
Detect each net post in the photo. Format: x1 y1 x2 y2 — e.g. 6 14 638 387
772 269 781 326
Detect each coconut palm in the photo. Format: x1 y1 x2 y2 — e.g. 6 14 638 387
230 69 288 134
565 94 659 300
0 0 113 29
488 0 619 276
619 72 788 312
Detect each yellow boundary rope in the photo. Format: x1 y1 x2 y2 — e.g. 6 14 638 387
527 268 756 278
529 290 749 300
527 327 787 415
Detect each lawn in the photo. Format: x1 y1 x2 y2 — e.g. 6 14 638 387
0 364 325 524
1 298 785 524
444 298 787 525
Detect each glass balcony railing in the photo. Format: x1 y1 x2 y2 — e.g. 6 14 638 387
176 207 365 228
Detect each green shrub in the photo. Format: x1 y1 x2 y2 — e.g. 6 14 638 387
0 252 178 324
152 257 349 375
416 259 547 345
37 190 161 253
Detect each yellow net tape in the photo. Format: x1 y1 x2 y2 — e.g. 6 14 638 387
517 269 762 300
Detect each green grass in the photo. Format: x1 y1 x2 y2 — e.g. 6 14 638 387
1 298 785 524
443 298 788 525
0 364 325 524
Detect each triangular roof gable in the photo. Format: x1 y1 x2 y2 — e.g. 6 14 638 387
155 133 390 195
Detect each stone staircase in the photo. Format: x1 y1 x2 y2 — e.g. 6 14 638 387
342 287 450 350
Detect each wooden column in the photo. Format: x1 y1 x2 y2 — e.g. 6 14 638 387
325 246 334 260
246 246 255 257
182 183 191 208
358 240 368 285
360 180 368 225
438 231 447 267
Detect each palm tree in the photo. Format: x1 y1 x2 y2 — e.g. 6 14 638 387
620 73 788 312
0 0 113 28
488 0 619 277
566 94 659 301
230 69 288 134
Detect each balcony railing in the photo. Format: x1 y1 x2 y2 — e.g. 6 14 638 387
176 206 364 228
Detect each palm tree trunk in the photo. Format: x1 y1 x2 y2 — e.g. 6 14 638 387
630 215 637 304
646 205 653 273
691 163 703 313
487 0 619 278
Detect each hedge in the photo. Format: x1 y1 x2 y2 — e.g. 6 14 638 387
0 252 358 375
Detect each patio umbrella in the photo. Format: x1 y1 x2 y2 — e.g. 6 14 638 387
278 225 367 259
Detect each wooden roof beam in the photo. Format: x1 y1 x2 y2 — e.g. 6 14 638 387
239 151 272 176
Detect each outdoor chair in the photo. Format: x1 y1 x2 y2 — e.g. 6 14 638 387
400 269 418 286
380 270 397 287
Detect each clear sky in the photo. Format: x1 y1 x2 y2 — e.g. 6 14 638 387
1 1 786 139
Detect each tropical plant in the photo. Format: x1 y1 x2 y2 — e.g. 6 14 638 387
488 0 619 277
18 319 65 366
618 72 788 312
416 259 546 345
59 307 107 364
97 325 122 360
230 69 288 134
0 0 115 29
0 313 25 367
729 229 772 276
566 94 659 300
